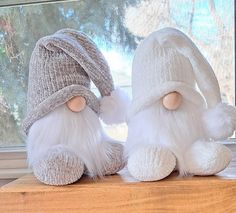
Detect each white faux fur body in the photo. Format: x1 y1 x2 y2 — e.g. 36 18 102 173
125 99 206 176
28 104 120 177
126 99 236 178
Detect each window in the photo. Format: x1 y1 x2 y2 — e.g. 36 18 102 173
0 0 235 149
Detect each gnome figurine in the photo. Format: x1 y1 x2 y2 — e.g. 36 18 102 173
23 29 129 185
125 28 236 181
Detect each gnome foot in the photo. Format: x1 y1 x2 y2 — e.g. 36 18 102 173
33 145 84 185
127 146 176 181
102 142 125 175
185 140 232 176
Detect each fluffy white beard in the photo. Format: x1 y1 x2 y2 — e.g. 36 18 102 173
126 99 206 175
27 104 116 177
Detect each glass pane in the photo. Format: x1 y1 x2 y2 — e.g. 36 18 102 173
0 0 234 147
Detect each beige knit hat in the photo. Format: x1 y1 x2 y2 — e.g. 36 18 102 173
23 28 128 134
129 27 222 118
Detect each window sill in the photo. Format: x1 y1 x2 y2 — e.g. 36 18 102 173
1 161 236 213
0 140 236 179
0 147 31 179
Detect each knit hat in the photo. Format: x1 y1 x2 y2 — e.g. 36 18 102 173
129 27 222 118
23 28 129 134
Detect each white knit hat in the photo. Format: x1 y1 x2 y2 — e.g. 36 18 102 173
129 27 222 118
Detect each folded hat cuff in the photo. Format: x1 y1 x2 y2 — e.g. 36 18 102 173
22 84 99 134
128 81 206 120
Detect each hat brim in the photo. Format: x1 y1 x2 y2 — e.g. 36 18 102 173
128 81 206 119
22 84 99 134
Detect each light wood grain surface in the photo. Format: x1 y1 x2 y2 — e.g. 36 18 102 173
0 157 236 213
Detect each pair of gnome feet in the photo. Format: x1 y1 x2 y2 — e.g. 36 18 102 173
127 141 232 181
32 143 124 185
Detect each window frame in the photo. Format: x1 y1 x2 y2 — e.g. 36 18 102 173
0 147 31 179
0 0 67 7
0 0 235 179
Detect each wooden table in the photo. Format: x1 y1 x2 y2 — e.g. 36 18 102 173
1 159 236 213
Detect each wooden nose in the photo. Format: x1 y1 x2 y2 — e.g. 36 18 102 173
162 92 182 110
66 96 86 112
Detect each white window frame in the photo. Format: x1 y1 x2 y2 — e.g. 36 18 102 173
0 147 31 179
0 0 67 7
0 0 235 179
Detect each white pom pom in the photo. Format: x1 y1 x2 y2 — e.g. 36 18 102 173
203 103 236 140
99 88 130 124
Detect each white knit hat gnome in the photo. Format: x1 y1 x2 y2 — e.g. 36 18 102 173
130 27 236 140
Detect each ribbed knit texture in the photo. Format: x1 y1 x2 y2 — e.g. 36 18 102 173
127 146 176 181
184 140 232 175
132 46 195 100
129 38 203 118
23 29 114 134
33 145 85 185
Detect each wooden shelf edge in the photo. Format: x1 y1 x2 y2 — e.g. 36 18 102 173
1 167 236 213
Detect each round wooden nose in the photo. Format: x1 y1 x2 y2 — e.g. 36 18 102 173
162 92 182 110
66 96 86 112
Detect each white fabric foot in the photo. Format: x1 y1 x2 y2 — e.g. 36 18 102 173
33 145 84 185
127 145 176 181
185 140 232 176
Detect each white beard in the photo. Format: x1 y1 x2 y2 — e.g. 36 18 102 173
126 98 207 175
27 104 117 177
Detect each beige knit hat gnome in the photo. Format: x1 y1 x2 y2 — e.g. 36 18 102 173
23 28 128 133
129 27 222 118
